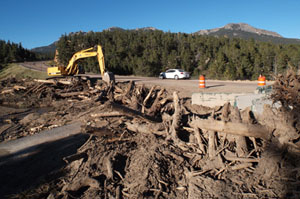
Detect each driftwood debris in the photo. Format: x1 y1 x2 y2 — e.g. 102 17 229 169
125 121 166 136
1 72 300 199
189 119 271 140
171 91 181 140
34 79 72 85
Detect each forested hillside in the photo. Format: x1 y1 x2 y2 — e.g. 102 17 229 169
0 40 50 70
0 40 35 69
56 30 300 80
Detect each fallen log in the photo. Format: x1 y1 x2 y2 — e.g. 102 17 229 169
78 95 91 100
208 130 216 158
1 89 14 94
142 85 156 113
189 119 271 140
125 122 166 136
171 91 181 139
224 155 259 163
148 88 165 116
1 85 27 94
193 127 206 154
231 106 248 157
91 111 123 117
34 79 72 85
58 91 89 97
13 85 26 90
208 110 216 159
230 163 253 171
143 85 155 106
109 102 159 122
23 83 44 95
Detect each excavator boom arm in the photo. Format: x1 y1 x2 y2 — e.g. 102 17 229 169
96 45 105 76
65 45 105 75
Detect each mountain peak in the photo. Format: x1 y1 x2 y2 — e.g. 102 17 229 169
104 27 125 32
195 23 282 38
223 23 282 37
135 27 158 31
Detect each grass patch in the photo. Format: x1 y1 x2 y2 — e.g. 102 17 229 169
0 63 48 80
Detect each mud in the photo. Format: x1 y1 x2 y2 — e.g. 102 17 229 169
0 72 299 199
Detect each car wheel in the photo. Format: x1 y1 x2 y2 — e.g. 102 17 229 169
174 75 179 80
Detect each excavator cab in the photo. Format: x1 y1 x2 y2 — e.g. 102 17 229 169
47 45 115 83
47 66 62 76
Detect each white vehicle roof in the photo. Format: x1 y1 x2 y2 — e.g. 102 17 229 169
166 69 185 71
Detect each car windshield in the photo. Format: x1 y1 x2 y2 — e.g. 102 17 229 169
178 69 184 72
166 70 174 72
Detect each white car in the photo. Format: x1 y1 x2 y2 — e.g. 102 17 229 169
159 69 190 80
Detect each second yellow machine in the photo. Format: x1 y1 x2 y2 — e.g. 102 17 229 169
47 45 115 83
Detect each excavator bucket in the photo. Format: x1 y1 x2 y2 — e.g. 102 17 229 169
103 72 115 83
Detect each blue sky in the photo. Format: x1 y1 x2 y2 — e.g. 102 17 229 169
1 0 299 49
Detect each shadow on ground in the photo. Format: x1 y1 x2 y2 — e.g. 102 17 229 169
0 133 89 198
205 84 224 89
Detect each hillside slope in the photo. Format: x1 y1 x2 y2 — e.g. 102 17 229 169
32 23 300 55
194 23 300 44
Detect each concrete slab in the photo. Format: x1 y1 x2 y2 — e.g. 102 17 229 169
235 94 265 110
192 86 279 114
250 96 280 114
191 92 247 107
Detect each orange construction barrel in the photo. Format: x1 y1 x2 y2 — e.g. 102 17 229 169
199 75 206 88
258 75 266 86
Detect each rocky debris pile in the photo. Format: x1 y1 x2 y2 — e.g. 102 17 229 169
0 74 300 198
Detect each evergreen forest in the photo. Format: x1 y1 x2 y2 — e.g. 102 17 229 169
0 40 51 70
2 29 300 80
56 30 300 80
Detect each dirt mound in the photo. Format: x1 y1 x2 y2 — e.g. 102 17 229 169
0 74 300 198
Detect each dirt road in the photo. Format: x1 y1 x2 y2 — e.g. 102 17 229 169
88 75 273 99
19 61 49 72
20 61 272 98
120 77 266 96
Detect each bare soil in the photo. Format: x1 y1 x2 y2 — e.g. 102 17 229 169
19 61 50 72
0 68 299 199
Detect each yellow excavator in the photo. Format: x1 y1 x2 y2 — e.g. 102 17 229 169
47 45 115 83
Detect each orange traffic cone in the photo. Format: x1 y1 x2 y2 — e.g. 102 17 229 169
199 75 206 88
258 75 266 86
